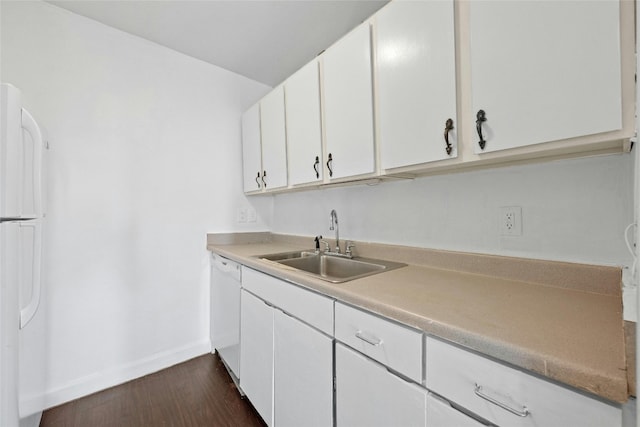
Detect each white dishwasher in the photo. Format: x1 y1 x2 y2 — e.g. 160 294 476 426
210 253 242 386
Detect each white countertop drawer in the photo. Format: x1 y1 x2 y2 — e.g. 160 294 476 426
335 302 423 382
425 337 622 427
242 267 334 335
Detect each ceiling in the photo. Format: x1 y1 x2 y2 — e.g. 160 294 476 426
47 0 389 87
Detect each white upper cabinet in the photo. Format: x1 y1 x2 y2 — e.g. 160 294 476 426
376 0 457 170
260 86 288 190
285 61 323 186
241 0 631 194
322 22 376 181
241 102 262 193
468 0 622 154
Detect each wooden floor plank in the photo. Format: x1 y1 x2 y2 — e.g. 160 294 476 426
40 353 266 427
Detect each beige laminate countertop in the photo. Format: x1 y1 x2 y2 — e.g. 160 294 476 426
207 233 629 403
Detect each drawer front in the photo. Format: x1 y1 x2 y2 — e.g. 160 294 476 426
335 302 423 382
425 337 622 427
242 267 333 335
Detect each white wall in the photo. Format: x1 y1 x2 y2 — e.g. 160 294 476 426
1 0 272 412
273 154 635 267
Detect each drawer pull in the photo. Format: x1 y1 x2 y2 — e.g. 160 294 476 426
355 331 383 346
474 383 530 418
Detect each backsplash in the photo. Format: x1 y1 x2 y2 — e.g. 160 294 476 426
271 153 634 268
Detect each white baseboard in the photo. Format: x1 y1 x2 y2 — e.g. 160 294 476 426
20 339 212 415
19 411 42 427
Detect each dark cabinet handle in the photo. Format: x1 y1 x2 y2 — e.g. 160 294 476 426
444 118 454 156
313 156 320 179
255 171 261 189
262 170 267 188
476 110 487 150
326 153 333 177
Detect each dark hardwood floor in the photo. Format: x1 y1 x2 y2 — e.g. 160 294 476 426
40 353 266 427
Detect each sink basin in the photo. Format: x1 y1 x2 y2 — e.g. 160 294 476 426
256 251 406 283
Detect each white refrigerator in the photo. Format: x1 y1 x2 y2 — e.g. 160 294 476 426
0 83 48 427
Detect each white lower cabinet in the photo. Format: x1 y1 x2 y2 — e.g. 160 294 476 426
238 266 627 427
240 269 334 427
334 301 423 382
426 393 487 427
239 290 274 426
274 310 333 427
335 342 427 427
425 336 622 427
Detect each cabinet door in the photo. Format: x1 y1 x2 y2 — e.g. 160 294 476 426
469 0 621 154
376 0 457 170
241 103 262 193
260 86 288 190
322 22 375 180
286 61 323 186
335 343 427 427
239 290 274 426
425 337 622 427
426 393 486 427
274 310 333 427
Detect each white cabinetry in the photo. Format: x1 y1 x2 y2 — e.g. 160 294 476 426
334 303 430 426
239 290 274 426
376 0 457 171
241 103 262 193
240 268 334 426
274 310 333 427
285 60 323 186
335 342 427 427
467 0 622 154
322 22 376 181
259 86 287 190
241 87 288 194
426 393 487 427
334 301 422 382
425 337 622 427
243 0 631 193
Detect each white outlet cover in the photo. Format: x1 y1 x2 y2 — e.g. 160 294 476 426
237 208 247 223
247 208 257 223
500 206 522 236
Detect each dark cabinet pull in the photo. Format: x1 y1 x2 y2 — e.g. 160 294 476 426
476 110 487 150
326 153 333 177
262 171 267 188
313 156 320 179
444 118 454 155
255 171 261 189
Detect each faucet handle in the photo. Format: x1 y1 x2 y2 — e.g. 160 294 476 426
345 241 356 257
318 238 331 252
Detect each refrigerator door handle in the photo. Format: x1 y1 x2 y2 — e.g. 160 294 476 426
19 220 42 329
0 217 36 223
21 108 45 217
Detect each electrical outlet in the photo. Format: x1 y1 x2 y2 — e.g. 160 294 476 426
237 208 247 223
247 208 257 223
500 206 522 236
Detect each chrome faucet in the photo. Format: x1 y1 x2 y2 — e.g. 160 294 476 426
329 209 340 253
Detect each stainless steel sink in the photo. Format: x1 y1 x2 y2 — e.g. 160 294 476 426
256 251 406 283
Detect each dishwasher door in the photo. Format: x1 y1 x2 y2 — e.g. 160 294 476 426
210 253 242 380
